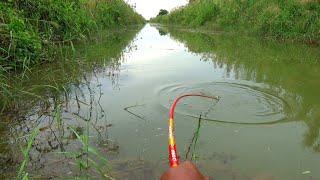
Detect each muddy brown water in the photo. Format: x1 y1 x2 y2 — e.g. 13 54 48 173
0 24 320 179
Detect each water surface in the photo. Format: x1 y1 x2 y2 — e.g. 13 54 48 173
1 24 320 179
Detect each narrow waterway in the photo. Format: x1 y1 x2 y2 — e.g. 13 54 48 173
1 24 320 179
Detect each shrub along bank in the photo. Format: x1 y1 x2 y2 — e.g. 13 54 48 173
151 0 320 43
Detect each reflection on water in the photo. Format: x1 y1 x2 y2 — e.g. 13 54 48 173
0 28 146 179
1 24 320 179
161 26 320 154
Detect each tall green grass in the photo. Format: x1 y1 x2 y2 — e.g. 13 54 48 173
0 0 144 70
151 0 320 43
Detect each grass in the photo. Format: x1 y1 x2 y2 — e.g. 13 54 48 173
0 27 141 114
16 93 113 179
68 126 112 179
150 0 320 43
0 1 141 178
17 127 40 180
3 28 140 178
0 68 10 112
47 78 114 179
0 0 144 70
0 0 144 113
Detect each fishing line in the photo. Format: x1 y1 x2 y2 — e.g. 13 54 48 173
167 93 220 167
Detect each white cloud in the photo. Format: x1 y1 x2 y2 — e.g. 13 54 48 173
125 0 188 20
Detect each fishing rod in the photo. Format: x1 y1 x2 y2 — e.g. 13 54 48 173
167 93 219 167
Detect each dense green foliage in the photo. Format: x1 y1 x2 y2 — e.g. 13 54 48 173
151 0 320 42
158 9 169 16
0 0 144 70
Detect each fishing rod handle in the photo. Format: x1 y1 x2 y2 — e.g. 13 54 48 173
168 118 179 167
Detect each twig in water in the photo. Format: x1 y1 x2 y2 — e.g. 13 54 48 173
124 104 146 121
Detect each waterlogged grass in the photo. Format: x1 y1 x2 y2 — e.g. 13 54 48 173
14 102 113 179
6 28 141 179
68 126 112 179
17 127 39 180
151 0 320 43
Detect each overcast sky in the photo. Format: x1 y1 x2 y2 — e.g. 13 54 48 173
125 0 188 20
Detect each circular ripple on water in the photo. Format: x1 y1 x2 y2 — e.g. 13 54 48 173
157 81 292 124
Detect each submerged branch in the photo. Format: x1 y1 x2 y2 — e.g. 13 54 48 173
124 104 146 121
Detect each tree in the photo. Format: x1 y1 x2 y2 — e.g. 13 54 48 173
189 0 198 3
157 9 169 16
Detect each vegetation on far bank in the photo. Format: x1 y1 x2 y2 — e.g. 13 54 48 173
150 0 320 43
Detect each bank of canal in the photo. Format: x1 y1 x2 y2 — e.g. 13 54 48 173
1 24 320 179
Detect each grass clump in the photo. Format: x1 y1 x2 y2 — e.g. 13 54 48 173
0 2 42 70
68 127 112 179
151 0 320 43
